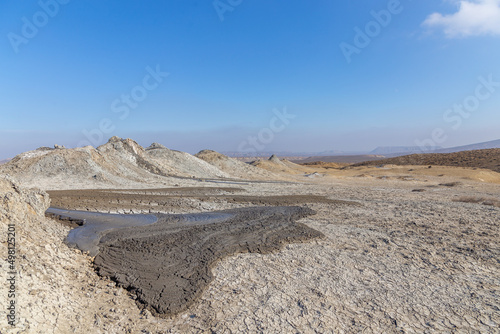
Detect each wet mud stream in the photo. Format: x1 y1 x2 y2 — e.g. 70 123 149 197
47 203 324 317
46 208 159 256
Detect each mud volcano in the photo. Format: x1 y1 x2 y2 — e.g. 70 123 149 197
93 206 322 317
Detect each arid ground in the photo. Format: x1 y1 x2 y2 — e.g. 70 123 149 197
1 139 499 333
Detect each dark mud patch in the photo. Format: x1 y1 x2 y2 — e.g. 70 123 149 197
228 195 359 206
48 188 359 212
439 181 462 187
75 186 245 194
93 206 322 317
453 196 500 207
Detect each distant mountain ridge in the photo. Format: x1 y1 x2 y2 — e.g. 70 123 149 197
372 139 500 157
352 148 500 173
223 151 315 158
432 139 500 154
2 138 499 166
370 146 442 155
224 139 500 159
291 139 500 164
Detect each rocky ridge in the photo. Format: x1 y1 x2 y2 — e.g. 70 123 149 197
0 137 280 190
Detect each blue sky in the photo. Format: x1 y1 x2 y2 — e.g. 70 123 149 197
1 0 499 158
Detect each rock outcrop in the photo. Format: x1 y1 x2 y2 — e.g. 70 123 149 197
0 177 156 333
0 138 284 190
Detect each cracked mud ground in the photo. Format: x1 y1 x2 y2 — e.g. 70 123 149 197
23 178 500 333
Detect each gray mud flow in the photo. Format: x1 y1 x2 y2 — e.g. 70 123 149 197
93 206 322 317
46 208 158 256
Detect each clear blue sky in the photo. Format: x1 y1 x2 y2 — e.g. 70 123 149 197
1 0 499 158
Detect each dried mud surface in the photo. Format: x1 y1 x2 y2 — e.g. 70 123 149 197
47 188 358 213
3 168 500 333
93 206 323 317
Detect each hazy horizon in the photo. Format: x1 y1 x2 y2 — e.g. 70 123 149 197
1 1 499 159
1 132 499 160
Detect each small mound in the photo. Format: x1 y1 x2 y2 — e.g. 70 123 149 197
195 150 227 164
251 157 319 176
268 154 285 165
146 146 229 179
195 150 280 180
146 142 167 150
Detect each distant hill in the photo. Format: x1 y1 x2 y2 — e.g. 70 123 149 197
372 139 500 157
294 155 386 164
370 146 441 155
0 158 12 165
223 151 314 158
432 139 500 153
226 139 500 162
315 149 348 156
352 148 500 173
250 154 321 176
195 150 281 180
225 150 362 158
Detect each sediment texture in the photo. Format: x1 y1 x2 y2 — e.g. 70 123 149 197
0 177 144 333
47 187 359 213
93 206 323 317
2 171 499 333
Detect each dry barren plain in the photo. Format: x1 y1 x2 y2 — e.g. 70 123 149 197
1 141 499 333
